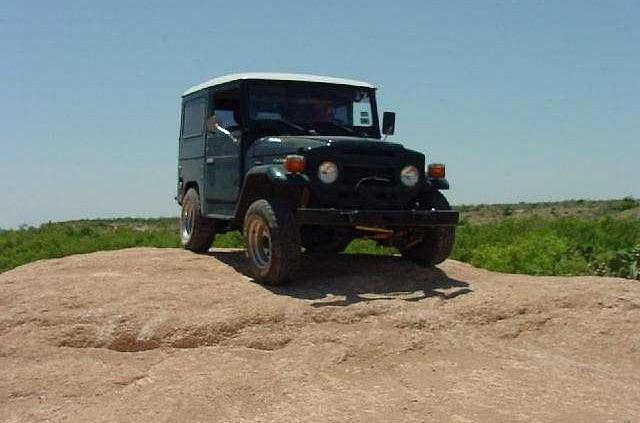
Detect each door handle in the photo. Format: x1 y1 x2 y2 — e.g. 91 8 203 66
206 157 214 164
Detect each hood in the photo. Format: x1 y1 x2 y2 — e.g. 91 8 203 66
250 135 407 157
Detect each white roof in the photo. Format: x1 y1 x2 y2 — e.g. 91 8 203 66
183 72 375 96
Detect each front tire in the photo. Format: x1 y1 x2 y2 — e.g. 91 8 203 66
180 188 216 252
399 191 456 266
399 226 455 266
243 199 301 285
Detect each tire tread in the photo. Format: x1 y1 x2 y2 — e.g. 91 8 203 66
181 189 216 252
399 191 456 267
244 199 301 285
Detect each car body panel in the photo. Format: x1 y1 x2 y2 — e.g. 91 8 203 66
176 74 456 227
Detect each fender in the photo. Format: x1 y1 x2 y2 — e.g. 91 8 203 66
250 164 310 185
234 165 310 222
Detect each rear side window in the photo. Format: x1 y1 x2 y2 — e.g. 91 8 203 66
182 98 206 138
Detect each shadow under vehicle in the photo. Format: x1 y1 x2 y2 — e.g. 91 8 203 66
176 73 459 284
209 249 472 305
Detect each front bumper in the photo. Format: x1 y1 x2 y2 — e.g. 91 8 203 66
296 208 459 227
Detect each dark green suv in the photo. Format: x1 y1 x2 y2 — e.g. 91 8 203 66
176 73 458 284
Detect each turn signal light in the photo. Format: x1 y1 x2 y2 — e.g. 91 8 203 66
427 163 445 179
284 155 305 174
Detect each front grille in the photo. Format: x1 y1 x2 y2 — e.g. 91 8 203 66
341 166 396 185
306 150 421 210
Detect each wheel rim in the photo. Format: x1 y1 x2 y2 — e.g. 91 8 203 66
181 202 194 244
246 216 272 270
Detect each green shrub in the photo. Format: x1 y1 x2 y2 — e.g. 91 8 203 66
0 220 180 273
591 244 640 280
614 197 638 211
345 239 397 255
468 233 588 276
214 231 244 248
452 217 640 278
2 215 639 281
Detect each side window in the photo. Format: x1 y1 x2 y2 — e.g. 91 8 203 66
212 87 241 130
182 98 206 138
215 110 238 129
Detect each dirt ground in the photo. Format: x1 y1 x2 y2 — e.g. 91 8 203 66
1 248 639 422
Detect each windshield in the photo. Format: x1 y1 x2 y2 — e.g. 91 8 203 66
248 81 380 139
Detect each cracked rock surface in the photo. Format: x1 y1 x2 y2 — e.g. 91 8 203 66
1 247 639 422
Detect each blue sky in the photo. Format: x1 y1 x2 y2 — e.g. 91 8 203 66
1 0 638 228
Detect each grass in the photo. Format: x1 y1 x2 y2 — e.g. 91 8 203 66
456 197 640 224
0 219 178 273
453 217 640 279
0 219 247 274
1 198 639 280
343 217 640 280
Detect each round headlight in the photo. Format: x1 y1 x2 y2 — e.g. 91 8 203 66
400 165 420 187
318 161 339 184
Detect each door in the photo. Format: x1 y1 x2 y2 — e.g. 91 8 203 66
204 85 242 217
178 93 207 204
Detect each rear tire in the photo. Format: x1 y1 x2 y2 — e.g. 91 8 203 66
399 191 456 266
180 188 216 252
243 199 301 285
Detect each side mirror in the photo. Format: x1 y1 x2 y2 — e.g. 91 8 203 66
382 112 396 135
206 115 219 133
